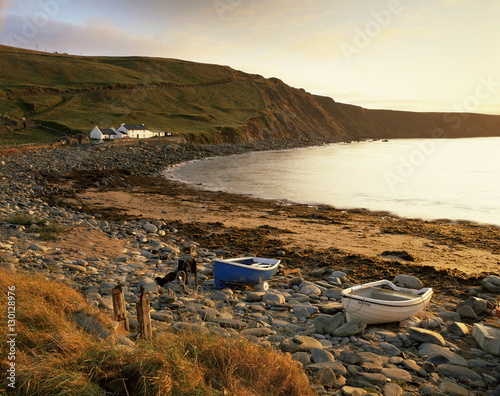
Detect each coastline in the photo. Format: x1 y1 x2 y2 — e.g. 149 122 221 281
2 139 499 292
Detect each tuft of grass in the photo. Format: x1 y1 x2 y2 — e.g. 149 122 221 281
0 269 315 395
7 213 33 226
38 223 66 241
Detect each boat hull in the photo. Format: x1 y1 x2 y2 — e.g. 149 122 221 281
341 280 433 325
212 257 280 289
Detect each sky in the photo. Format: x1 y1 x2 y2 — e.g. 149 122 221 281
1 0 499 114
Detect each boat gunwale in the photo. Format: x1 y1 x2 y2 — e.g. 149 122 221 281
341 280 433 308
212 257 280 272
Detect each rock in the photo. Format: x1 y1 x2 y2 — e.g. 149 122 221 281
381 367 412 382
300 284 322 296
447 322 470 337
280 335 323 353
241 327 275 337
436 364 482 382
356 372 386 386
314 312 344 335
438 381 470 396
319 302 343 314
378 341 401 356
311 348 335 363
456 305 477 319
292 352 310 366
339 350 361 365
482 275 500 293
341 385 367 395
407 327 445 346
142 223 158 233
393 274 423 289
263 291 286 306
358 352 389 366
314 367 336 388
419 343 468 366
333 318 366 337
29 243 47 252
384 383 403 396
437 311 461 322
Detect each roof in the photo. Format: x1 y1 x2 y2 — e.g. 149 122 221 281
121 124 148 130
100 128 117 135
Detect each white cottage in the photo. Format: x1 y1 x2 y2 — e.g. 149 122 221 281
117 124 154 139
90 126 122 140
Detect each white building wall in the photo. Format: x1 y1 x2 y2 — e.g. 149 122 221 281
90 126 103 140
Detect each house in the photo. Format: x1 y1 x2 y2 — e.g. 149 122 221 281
90 126 123 140
90 123 173 140
117 124 152 139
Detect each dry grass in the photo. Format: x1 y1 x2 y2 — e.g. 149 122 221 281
0 269 315 395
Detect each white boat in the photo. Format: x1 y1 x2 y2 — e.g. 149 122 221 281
341 279 433 325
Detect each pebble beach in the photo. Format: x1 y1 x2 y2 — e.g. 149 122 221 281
1 139 500 395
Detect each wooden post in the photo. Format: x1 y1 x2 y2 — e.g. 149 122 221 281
112 284 130 332
137 286 152 340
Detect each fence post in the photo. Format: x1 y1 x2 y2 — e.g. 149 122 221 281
137 286 152 339
112 284 130 332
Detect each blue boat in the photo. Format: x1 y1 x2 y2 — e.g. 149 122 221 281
212 257 280 289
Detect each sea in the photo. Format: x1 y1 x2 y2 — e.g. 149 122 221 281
164 137 500 227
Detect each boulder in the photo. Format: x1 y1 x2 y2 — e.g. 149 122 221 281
407 327 445 346
333 318 366 337
393 274 423 289
313 312 344 335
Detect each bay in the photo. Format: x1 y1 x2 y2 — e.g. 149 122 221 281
165 137 500 226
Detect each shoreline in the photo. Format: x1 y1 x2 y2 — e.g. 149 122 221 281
2 139 499 290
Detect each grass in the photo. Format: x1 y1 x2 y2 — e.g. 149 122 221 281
6 213 66 240
0 269 315 395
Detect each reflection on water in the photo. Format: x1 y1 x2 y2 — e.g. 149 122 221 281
165 137 500 226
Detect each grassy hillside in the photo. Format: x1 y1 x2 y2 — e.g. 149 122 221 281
0 44 499 145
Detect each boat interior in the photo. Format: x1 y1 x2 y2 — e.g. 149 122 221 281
349 287 418 302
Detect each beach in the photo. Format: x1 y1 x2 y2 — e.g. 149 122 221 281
28 140 499 295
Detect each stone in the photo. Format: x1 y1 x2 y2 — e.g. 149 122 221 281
482 275 500 293
280 335 323 353
29 243 47 252
341 386 367 395
263 291 286 306
333 318 366 337
437 311 461 322
407 327 445 346
456 305 477 319
383 383 403 396
339 350 361 365
142 223 158 233
356 372 386 386
436 364 482 382
419 343 468 366
438 381 470 396
319 302 343 314
471 323 500 356
241 327 275 337
447 322 470 337
314 367 336 388
393 274 423 289
380 367 412 382
314 312 344 335
311 347 335 364
300 284 322 296
378 342 401 356
292 352 310 366
358 352 389 366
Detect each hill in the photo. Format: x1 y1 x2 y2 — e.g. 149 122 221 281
0 44 499 145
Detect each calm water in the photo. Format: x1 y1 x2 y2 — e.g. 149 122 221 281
165 137 500 226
